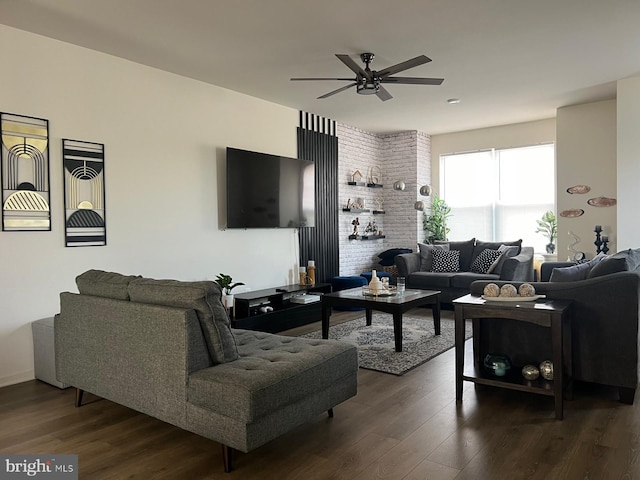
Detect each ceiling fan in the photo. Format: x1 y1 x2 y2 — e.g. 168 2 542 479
291 53 444 101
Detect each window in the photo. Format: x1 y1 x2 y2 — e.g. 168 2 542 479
441 144 555 252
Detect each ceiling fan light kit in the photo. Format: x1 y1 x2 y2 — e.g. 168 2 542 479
291 52 444 101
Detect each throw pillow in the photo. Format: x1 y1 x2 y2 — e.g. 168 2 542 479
377 248 412 266
586 249 640 278
470 248 502 274
550 253 607 282
488 245 520 275
435 238 475 271
128 278 238 364
550 262 593 282
431 249 460 273
418 243 449 271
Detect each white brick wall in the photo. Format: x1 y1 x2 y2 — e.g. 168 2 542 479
337 124 431 276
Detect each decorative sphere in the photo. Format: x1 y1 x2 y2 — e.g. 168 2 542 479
522 364 540 380
539 360 554 380
483 283 500 297
518 283 536 297
500 284 518 297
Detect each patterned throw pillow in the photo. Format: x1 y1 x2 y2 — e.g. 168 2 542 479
470 248 502 274
431 249 460 272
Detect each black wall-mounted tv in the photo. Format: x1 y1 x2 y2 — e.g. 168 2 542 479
226 147 315 229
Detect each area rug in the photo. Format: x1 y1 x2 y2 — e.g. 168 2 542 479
301 312 472 376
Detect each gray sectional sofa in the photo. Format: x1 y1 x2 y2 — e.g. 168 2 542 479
395 238 534 303
55 270 358 472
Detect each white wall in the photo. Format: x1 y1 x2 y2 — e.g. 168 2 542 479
617 77 640 250
0 25 300 386
556 100 617 259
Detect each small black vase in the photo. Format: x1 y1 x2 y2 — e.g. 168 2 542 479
545 243 555 254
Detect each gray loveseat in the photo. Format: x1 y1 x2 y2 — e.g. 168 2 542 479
395 238 534 303
470 248 640 404
55 270 358 472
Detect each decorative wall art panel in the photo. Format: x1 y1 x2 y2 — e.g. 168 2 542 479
62 139 106 247
1 112 51 231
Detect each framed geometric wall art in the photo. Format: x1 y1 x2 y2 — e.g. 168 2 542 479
62 139 106 247
1 112 51 231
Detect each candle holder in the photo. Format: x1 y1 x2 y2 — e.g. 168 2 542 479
594 227 603 254
602 236 609 255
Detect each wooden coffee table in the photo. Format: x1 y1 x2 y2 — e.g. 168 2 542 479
321 288 441 352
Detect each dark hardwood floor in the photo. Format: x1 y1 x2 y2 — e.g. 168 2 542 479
1 308 639 479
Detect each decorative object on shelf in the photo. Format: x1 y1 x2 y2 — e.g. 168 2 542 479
539 360 554 380
367 166 382 187
536 210 557 254
587 196 617 207
63 139 106 247
566 184 591 195
299 266 307 285
214 273 246 315
567 231 586 262
351 217 360 236
422 194 451 243
1 112 51 232
393 180 406 191
560 208 584 218
594 225 608 254
484 353 512 377
374 196 384 213
351 170 363 184
522 364 540 380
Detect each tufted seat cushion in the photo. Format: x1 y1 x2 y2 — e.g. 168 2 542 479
187 329 358 423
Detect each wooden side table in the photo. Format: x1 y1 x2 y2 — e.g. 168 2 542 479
453 294 573 420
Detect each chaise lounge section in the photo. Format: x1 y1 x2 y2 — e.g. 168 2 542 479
55 270 358 472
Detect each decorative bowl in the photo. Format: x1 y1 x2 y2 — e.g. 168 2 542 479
484 353 512 377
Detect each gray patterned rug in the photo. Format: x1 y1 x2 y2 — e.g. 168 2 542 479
302 312 473 376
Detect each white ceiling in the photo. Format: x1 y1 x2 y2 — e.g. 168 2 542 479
3 0 640 135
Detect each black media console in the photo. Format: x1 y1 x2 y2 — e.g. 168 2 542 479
232 283 332 333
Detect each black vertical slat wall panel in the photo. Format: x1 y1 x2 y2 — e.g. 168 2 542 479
297 112 339 284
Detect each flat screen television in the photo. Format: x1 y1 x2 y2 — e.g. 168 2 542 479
226 147 315 228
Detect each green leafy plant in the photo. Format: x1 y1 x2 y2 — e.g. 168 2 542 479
422 194 452 243
214 273 245 295
535 210 557 244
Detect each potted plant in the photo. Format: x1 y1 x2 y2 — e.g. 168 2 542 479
214 273 245 312
422 194 452 243
536 210 557 254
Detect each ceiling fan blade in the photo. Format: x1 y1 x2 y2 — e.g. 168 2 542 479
335 54 369 79
376 86 393 101
377 55 432 77
317 82 357 99
291 77 355 81
382 76 444 85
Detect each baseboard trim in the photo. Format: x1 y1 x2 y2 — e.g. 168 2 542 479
0 370 34 388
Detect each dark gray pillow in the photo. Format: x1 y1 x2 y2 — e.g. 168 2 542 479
435 238 475 271
128 278 238 364
489 245 521 275
550 262 593 282
587 249 640 278
418 243 449 271
76 269 140 300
